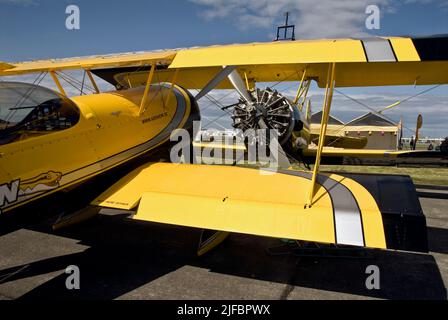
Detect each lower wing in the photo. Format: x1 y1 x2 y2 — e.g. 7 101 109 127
91 162 427 252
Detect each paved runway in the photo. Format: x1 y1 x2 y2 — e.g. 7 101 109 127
0 185 447 300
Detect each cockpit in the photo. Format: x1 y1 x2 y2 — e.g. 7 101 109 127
0 82 80 145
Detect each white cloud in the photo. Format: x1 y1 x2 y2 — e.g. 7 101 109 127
191 0 382 38
190 0 446 38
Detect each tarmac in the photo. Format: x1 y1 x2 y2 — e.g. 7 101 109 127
0 184 447 300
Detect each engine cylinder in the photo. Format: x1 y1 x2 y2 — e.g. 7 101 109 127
231 88 297 145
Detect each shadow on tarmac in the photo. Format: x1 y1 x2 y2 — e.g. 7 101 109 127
0 210 446 300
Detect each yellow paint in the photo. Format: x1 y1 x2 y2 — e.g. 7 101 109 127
93 163 337 245
389 38 420 62
2 37 447 88
378 101 401 113
244 72 250 90
139 62 156 114
86 69 100 93
325 173 386 249
165 68 179 107
168 60 448 88
293 70 306 104
309 130 368 149
0 51 176 76
307 63 336 206
343 125 398 132
50 71 66 96
114 67 234 90
0 84 191 213
169 39 366 68
331 61 448 87
0 61 13 71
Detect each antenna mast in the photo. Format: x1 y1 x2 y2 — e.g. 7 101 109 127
275 12 295 41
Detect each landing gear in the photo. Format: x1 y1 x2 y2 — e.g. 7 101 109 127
197 229 230 256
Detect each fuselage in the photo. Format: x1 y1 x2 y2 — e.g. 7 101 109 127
0 82 199 214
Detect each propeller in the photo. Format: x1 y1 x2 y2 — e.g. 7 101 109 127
225 68 290 168
226 68 268 130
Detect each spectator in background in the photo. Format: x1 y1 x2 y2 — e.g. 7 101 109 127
428 143 434 151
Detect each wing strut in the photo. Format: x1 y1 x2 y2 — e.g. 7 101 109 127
139 62 156 115
86 69 100 93
293 68 311 111
306 63 336 207
50 71 66 96
165 68 179 106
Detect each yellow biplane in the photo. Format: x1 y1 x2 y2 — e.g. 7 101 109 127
1 35 447 254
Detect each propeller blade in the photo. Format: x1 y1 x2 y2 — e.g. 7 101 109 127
258 117 268 129
227 69 253 104
226 67 290 168
195 66 236 101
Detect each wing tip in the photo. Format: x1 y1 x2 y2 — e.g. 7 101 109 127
0 62 14 72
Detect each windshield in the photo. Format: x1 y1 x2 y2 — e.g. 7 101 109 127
0 81 80 145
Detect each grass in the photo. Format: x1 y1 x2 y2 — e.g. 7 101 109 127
314 165 448 187
203 155 448 186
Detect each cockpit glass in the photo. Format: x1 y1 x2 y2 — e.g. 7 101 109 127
0 81 80 145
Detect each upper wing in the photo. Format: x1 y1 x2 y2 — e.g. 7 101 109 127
168 35 448 87
2 36 447 88
93 36 448 89
0 62 14 71
0 51 176 76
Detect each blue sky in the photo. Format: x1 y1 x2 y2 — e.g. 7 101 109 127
0 0 447 137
